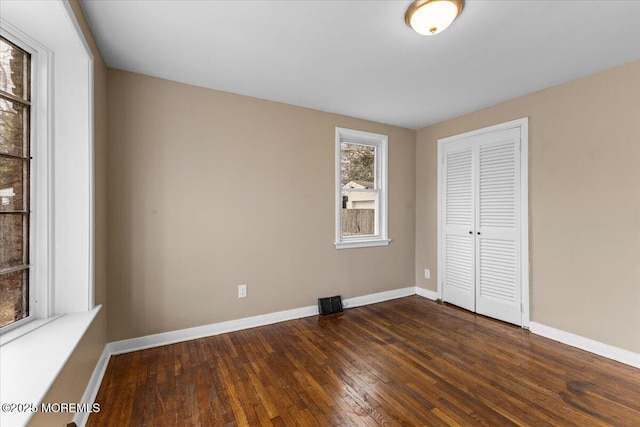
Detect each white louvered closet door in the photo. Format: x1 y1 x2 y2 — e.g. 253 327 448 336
442 144 475 312
441 126 523 326
475 128 521 325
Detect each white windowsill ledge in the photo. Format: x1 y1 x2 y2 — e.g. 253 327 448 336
335 239 391 249
0 305 101 427
0 315 65 346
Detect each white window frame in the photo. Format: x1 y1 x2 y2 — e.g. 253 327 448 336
0 28 50 334
335 127 390 249
0 0 95 334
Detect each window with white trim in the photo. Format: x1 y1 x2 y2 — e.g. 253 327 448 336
0 36 31 328
335 127 389 249
0 0 95 338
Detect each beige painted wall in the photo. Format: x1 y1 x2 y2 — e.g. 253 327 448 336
107 70 416 341
29 1 109 425
415 60 640 353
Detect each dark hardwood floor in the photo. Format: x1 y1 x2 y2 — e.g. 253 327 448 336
87 296 640 426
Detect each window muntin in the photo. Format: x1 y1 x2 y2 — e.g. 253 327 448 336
335 128 389 249
0 36 31 328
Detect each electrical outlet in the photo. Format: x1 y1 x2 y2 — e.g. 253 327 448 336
424 269 431 279
238 284 247 298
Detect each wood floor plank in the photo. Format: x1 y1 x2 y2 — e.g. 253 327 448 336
87 296 640 426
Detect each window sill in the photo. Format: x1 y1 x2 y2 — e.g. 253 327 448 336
0 305 101 427
0 315 65 347
335 239 391 249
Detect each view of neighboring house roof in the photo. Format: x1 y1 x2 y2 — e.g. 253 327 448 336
342 181 374 189
0 188 15 197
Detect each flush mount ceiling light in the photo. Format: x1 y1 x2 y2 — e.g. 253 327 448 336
405 0 465 36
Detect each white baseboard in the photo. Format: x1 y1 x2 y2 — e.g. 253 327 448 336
109 286 417 355
529 322 640 369
73 345 111 427
415 286 439 301
343 286 416 308
109 305 318 355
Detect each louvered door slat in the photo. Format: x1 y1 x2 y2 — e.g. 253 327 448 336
446 235 473 291
445 150 473 227
479 140 517 229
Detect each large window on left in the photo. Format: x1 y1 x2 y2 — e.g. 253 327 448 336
0 36 30 329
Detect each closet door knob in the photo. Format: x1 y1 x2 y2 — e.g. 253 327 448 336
469 231 472 234
477 232 481 235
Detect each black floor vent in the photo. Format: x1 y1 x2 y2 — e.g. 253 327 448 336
318 295 343 315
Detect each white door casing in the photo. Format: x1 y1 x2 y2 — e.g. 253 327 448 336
437 118 529 327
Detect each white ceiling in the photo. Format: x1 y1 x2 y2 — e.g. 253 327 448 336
80 0 640 130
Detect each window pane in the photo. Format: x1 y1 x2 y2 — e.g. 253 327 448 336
0 156 25 211
0 37 29 329
0 269 27 327
341 143 375 188
0 38 29 101
342 190 376 236
0 98 27 157
0 213 25 268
